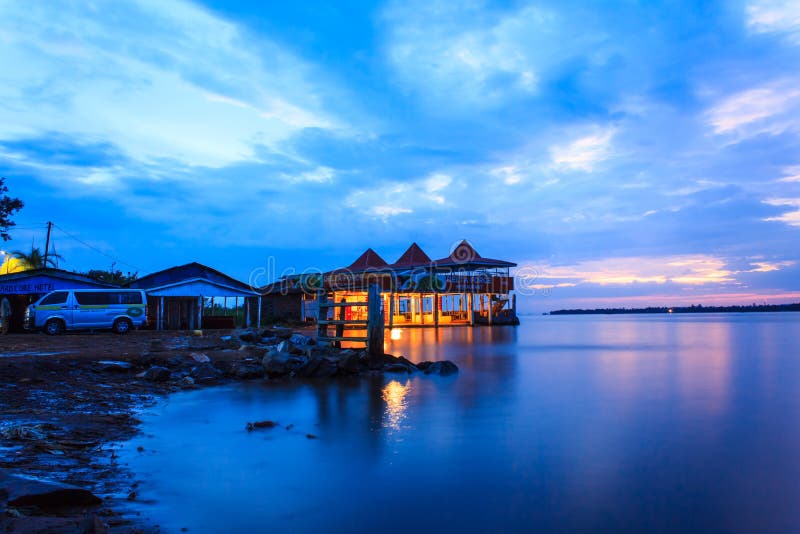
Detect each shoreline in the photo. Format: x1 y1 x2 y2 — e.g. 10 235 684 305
0 328 456 533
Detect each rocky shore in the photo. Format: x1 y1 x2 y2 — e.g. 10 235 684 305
0 328 457 533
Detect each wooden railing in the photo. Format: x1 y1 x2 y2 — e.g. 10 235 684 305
316 284 384 362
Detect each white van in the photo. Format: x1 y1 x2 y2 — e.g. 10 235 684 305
24 289 148 335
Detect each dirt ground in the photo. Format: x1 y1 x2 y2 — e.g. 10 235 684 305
0 329 255 533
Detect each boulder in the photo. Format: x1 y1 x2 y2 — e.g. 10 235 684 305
0 470 102 508
214 360 235 375
337 351 362 375
233 362 264 380
289 333 312 346
272 326 294 339
143 366 171 382
276 341 292 353
295 357 321 378
423 361 459 376
95 360 133 373
190 362 222 384
190 352 211 363
262 350 292 376
312 358 338 378
384 363 412 374
238 329 258 343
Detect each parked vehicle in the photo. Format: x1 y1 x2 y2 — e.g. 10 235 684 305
24 289 148 335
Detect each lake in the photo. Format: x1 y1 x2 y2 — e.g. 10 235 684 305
120 313 800 532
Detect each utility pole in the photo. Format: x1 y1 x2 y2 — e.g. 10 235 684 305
43 221 53 268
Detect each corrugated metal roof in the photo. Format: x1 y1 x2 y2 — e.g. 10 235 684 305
129 262 254 293
391 242 432 269
0 268 117 288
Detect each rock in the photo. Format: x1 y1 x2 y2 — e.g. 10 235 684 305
246 420 278 431
167 356 185 368
179 376 195 388
238 330 258 343
397 356 419 371
272 326 293 339
295 357 321 378
220 335 232 342
260 336 278 344
190 352 211 363
190 362 222 384
306 433 318 440
384 363 412 374
423 360 459 376
337 351 362 374
289 333 312 346
233 362 263 379
0 470 102 508
95 360 133 372
416 361 433 372
276 340 292 353
262 350 291 376
214 360 235 375
144 366 171 382
0 423 53 441
149 339 165 352
312 358 338 378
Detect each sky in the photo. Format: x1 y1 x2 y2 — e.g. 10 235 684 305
1 0 800 313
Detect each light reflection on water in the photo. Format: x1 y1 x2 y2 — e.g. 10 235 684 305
121 314 800 533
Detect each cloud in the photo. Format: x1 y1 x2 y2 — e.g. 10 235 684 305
521 255 747 289
0 0 343 170
747 0 800 44
763 197 800 226
705 81 800 139
550 127 616 172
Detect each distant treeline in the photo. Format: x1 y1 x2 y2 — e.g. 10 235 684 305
548 303 800 315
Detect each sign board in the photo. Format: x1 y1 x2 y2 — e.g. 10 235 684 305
0 275 109 295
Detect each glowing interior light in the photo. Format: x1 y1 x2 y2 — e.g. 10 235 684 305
390 328 402 340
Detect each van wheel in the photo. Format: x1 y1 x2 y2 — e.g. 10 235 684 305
44 319 65 336
113 318 132 334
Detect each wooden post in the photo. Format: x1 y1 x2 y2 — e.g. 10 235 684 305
434 292 440 328
257 296 262 328
419 293 424 325
245 298 251 327
159 297 165 330
367 283 384 368
512 294 517 322
316 290 327 339
335 298 345 348
389 291 395 328
488 294 493 326
468 293 474 326
197 296 203 330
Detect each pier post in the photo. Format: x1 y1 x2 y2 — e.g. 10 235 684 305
434 292 440 328
389 291 395 329
488 294 493 326
367 283 384 368
316 290 328 339
335 298 346 349
468 293 474 326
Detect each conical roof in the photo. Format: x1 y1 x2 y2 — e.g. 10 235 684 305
346 248 390 272
440 239 481 264
391 242 433 269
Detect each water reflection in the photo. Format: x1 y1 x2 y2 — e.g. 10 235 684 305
122 315 800 533
382 380 410 431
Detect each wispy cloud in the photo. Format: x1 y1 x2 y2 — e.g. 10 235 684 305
763 197 800 226
747 0 800 44
0 0 343 170
550 127 616 172
706 81 800 139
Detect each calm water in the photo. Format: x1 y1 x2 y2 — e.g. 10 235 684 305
121 314 800 533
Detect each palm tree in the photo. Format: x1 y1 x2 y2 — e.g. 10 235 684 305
11 246 63 270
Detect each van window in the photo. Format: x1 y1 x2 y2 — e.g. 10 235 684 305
40 291 68 306
75 292 143 306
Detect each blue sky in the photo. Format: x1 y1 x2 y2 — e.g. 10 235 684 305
2 0 800 312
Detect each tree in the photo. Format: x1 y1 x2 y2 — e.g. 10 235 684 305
0 177 24 241
11 246 63 270
85 269 138 286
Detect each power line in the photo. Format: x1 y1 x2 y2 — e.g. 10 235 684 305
51 223 143 272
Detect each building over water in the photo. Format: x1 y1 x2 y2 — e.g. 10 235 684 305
317 240 518 327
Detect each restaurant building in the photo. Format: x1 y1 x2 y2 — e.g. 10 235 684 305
320 240 518 328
